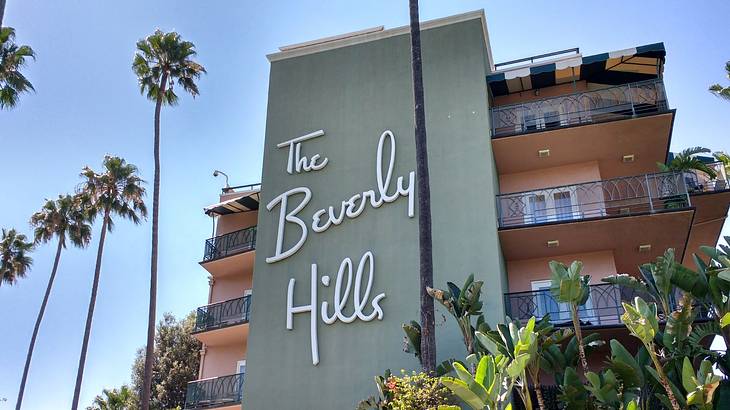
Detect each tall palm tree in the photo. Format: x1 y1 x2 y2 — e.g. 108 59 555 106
0 26 35 109
0 228 33 286
658 146 718 179
709 61 730 101
1 0 6 27
16 195 92 410
408 0 436 372
132 29 205 409
71 156 147 410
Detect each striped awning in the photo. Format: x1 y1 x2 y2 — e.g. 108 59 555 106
488 43 665 96
204 191 260 216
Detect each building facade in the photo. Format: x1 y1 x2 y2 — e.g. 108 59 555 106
184 10 730 410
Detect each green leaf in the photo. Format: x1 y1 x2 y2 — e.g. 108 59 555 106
721 313 730 328
453 361 473 384
440 377 485 410
682 357 697 392
506 353 530 378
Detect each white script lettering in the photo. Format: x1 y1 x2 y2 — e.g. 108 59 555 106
286 251 385 365
277 130 329 174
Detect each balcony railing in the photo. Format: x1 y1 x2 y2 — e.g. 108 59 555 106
203 226 256 262
505 283 711 328
490 79 668 138
193 295 251 333
185 373 244 409
496 172 689 228
684 163 729 193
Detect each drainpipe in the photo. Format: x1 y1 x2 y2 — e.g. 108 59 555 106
198 345 207 379
207 276 215 304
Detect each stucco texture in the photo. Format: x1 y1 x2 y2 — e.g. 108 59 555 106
243 17 505 409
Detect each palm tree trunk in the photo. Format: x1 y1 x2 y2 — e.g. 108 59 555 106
408 0 436 373
534 384 546 410
71 211 109 410
16 238 63 410
141 71 167 410
0 0 6 28
570 304 589 374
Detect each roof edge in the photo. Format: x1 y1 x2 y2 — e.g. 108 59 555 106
267 9 494 70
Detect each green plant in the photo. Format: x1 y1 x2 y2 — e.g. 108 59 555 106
133 29 206 410
681 357 721 410
18 194 92 409
0 27 35 109
476 317 538 410
621 297 681 410
0 227 33 286
358 370 455 410
657 147 717 179
427 274 490 355
549 260 591 374
440 354 519 410
709 61 730 101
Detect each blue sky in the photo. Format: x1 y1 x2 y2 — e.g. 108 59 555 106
1 0 729 408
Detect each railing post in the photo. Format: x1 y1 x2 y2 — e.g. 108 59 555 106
627 82 636 117
645 174 654 212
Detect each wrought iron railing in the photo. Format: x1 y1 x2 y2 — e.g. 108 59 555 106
684 163 729 193
203 226 257 262
193 295 251 333
185 373 244 409
505 283 711 328
496 171 689 228
490 79 668 138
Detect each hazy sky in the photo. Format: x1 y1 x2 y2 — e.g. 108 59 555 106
1 0 729 408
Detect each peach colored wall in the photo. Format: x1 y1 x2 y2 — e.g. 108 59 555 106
492 81 587 106
499 161 601 194
202 342 247 379
210 273 252 304
216 211 258 236
506 250 617 293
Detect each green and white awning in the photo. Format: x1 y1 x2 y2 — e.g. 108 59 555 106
488 43 665 96
204 190 260 216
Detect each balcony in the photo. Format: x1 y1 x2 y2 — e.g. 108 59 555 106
490 79 668 138
185 373 244 409
497 172 690 229
203 226 257 263
684 163 729 194
193 295 251 334
504 283 710 328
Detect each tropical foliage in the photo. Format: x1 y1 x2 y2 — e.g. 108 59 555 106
86 385 136 410
658 146 718 179
72 155 147 410
358 370 455 410
0 227 33 286
132 29 205 409
17 194 93 409
709 61 730 101
0 26 35 109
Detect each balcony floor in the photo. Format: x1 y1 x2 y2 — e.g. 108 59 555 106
683 190 730 265
200 249 255 278
193 321 249 347
492 112 675 179
498 209 694 275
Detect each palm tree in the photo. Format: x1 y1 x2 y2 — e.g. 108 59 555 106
407 0 436 372
658 146 718 179
0 26 35 109
709 61 730 101
132 29 205 409
0 228 33 286
71 156 147 410
87 385 136 410
1 0 6 27
16 195 92 410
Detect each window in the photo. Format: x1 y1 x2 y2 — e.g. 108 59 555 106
237 360 246 375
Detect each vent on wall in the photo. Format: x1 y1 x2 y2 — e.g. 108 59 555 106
638 244 652 252
622 154 635 163
538 149 550 158
547 240 559 248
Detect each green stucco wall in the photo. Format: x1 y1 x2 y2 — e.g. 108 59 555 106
243 17 506 409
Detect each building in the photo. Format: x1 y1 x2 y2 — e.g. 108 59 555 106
184 10 730 410
184 184 260 409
